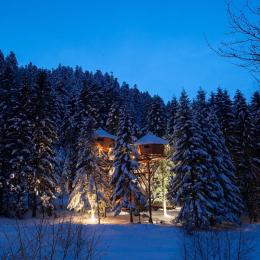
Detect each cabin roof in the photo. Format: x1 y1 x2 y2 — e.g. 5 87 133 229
94 128 116 140
135 132 168 145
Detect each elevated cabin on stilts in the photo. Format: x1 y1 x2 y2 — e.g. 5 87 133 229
135 132 169 224
135 132 168 159
94 128 116 153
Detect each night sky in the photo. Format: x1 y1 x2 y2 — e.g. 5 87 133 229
1 0 258 101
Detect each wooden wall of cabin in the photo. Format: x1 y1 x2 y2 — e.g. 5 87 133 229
96 137 114 151
138 144 165 155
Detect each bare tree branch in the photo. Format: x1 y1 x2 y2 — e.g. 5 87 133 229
208 0 260 81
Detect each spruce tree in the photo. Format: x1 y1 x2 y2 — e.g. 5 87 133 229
214 88 236 156
166 97 178 145
4 77 35 217
207 108 244 223
152 159 173 216
67 116 104 222
0 52 18 215
194 89 243 224
147 95 167 137
111 109 146 223
168 91 221 228
105 101 121 134
250 92 260 181
29 71 57 217
233 90 256 221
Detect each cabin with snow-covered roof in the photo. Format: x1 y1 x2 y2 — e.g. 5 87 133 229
135 132 168 156
94 128 116 152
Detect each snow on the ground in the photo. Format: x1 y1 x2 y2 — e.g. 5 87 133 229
0 212 260 260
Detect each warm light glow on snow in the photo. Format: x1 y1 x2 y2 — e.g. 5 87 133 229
90 210 97 222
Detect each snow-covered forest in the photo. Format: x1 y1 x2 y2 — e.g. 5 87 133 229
0 49 259 230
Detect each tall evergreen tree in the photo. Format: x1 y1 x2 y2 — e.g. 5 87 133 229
194 90 243 224
4 77 35 217
214 88 236 155
207 108 244 223
147 95 166 137
233 90 256 221
250 91 260 182
0 52 18 215
111 109 146 223
29 71 57 217
168 91 219 228
152 158 173 217
67 116 104 222
105 101 121 134
166 96 178 145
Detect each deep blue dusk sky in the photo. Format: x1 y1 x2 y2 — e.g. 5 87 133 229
1 0 258 101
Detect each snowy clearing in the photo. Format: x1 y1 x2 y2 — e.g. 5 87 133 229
0 214 260 260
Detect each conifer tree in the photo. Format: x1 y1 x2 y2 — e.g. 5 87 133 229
105 101 121 134
29 71 57 217
0 52 18 215
4 77 35 217
250 92 260 182
78 81 104 127
233 90 257 221
214 88 236 155
166 96 178 145
168 91 224 228
194 89 243 224
111 109 146 223
147 95 166 137
207 108 244 223
67 116 104 223
152 159 173 216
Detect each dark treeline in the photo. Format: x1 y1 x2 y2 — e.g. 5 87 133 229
0 50 259 227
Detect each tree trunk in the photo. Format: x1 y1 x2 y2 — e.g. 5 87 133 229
94 177 101 224
130 192 134 223
147 161 153 224
31 193 37 218
162 175 167 217
130 209 134 223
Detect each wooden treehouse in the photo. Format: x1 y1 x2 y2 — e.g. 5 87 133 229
135 132 169 223
94 128 116 153
135 132 168 159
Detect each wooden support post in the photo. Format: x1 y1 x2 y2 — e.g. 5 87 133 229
130 191 134 223
147 160 153 224
94 177 101 224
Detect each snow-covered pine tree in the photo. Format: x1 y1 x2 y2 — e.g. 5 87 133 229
0 50 6 214
66 80 103 193
147 95 167 137
68 117 95 210
0 52 19 215
166 96 178 145
214 88 236 156
3 77 35 217
105 101 121 134
111 108 146 223
168 90 220 228
53 76 70 143
78 80 104 128
68 114 108 223
152 158 173 217
233 90 257 221
250 92 260 183
0 50 4 74
195 89 243 223
206 108 244 223
29 71 58 217
208 91 215 108
101 72 121 125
